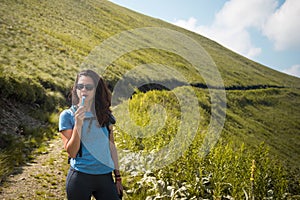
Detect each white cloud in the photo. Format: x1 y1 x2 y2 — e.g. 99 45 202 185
173 0 278 59
263 0 300 51
213 0 277 29
173 0 300 77
282 64 300 77
198 22 263 58
173 17 200 32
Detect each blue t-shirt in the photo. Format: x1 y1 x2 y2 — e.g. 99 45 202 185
59 106 115 174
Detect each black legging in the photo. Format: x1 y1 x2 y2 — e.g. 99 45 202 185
66 168 119 200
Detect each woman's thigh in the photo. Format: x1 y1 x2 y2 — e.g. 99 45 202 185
66 168 92 200
92 173 119 200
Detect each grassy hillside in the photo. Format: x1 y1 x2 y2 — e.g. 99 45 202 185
0 0 300 198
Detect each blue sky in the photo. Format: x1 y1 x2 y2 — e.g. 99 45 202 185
109 0 300 78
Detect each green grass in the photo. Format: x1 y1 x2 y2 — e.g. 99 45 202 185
224 88 300 165
114 88 299 199
0 0 299 198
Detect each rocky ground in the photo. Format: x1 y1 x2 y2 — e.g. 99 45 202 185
0 97 68 199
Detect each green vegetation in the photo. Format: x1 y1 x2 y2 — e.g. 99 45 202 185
122 141 287 199
0 0 299 199
115 88 299 199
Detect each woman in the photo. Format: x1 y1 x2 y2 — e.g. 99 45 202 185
59 69 123 200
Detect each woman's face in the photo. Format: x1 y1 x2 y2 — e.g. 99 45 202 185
76 75 96 106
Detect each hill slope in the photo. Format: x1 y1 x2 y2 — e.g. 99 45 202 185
1 0 299 94
0 0 300 197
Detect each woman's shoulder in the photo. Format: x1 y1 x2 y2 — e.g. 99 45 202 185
59 107 75 130
59 106 75 119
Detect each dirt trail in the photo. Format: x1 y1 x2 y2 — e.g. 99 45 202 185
0 136 68 200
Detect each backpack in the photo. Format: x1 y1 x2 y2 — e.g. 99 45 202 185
68 106 116 163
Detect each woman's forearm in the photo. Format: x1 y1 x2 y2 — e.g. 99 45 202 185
66 124 82 158
110 142 120 171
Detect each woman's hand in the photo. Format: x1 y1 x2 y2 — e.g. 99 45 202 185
115 180 123 198
75 106 85 127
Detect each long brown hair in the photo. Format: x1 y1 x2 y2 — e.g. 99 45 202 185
71 69 112 126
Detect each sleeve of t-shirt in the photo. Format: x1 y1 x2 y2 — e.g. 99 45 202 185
58 109 74 132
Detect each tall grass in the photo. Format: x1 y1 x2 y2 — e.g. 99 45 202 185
114 88 299 199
